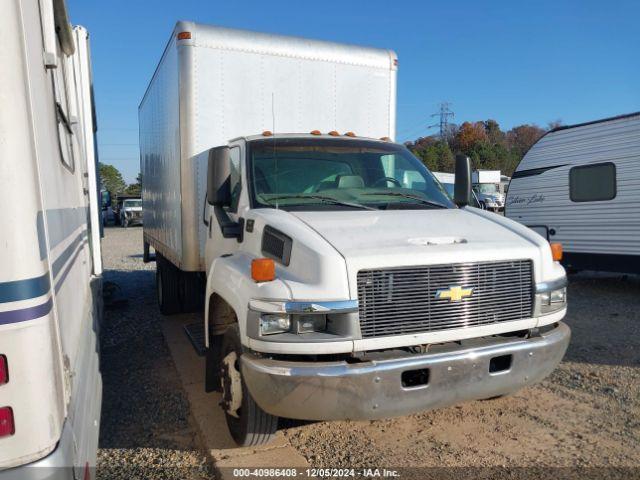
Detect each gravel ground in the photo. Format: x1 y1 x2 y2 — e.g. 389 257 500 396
98 227 639 478
97 226 212 480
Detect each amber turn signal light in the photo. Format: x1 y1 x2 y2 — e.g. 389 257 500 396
251 258 275 282
550 243 563 262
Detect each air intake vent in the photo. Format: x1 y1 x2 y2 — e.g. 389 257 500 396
261 226 292 266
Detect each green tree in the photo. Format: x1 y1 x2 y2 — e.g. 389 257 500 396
99 163 127 199
408 138 454 172
124 172 142 196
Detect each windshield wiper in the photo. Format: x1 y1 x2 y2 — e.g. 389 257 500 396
264 194 377 211
361 191 449 209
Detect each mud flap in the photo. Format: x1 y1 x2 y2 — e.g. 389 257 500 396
205 334 224 392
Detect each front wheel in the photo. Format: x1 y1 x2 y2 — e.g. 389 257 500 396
220 325 278 446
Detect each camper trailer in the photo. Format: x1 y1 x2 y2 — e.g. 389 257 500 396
0 0 102 477
506 112 640 274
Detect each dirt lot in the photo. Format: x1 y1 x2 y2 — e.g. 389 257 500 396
97 227 640 478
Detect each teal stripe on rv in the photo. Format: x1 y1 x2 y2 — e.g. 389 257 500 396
0 273 51 303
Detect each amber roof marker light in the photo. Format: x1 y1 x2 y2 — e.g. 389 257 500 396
328 130 340 136
310 130 322 135
177 32 192 40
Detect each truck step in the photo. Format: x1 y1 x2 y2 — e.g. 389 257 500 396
183 322 206 356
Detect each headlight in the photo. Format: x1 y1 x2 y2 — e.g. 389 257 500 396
259 313 329 335
535 277 567 316
294 314 327 334
259 314 290 335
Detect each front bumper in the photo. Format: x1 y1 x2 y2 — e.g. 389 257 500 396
242 322 570 421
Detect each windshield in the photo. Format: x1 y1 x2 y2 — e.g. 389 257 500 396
476 184 499 195
248 138 454 210
441 182 455 199
124 200 142 208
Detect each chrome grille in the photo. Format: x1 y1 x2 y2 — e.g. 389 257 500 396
357 260 533 338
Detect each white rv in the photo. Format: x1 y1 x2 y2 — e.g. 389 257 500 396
141 22 569 447
506 112 640 274
0 0 102 477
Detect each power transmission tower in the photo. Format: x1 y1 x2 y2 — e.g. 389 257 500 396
428 102 454 139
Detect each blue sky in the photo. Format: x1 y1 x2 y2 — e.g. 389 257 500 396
68 0 640 183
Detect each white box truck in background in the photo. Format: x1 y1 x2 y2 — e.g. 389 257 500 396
140 22 570 447
472 169 504 212
0 0 102 477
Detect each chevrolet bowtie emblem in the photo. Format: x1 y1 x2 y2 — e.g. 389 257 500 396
435 285 474 302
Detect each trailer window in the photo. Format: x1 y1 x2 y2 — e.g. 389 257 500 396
569 163 616 202
52 55 76 172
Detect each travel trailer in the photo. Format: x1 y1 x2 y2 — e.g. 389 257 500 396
0 0 102 477
141 22 569 446
506 112 640 274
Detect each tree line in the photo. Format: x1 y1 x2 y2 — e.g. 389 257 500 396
405 119 560 176
99 163 141 199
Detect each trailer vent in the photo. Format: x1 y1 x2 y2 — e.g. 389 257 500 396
357 259 534 338
261 226 292 266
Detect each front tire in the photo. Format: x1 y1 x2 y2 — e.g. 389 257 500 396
220 325 278 446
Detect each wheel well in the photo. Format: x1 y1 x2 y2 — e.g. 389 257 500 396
207 293 238 336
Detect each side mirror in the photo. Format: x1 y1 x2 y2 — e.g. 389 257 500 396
454 154 472 207
207 146 231 206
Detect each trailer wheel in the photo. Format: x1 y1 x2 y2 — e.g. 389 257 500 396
220 325 278 446
156 255 181 315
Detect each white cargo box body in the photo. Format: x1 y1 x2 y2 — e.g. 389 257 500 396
139 22 397 271
472 170 501 184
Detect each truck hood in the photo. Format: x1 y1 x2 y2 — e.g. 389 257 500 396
289 208 551 296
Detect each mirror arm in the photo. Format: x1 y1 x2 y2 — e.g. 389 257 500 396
213 206 243 242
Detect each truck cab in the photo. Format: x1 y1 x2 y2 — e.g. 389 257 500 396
472 170 505 212
202 132 570 446
119 198 143 228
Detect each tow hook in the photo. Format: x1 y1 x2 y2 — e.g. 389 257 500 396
220 351 242 417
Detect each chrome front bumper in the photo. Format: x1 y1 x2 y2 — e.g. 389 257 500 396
242 322 570 421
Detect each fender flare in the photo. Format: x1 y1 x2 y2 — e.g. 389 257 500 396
204 253 291 348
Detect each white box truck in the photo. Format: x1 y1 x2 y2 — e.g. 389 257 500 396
140 22 570 446
472 169 504 212
0 0 102 477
